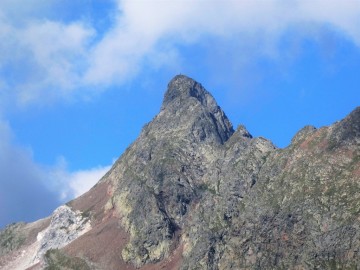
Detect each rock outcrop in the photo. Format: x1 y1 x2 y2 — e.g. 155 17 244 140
0 75 359 269
0 205 90 269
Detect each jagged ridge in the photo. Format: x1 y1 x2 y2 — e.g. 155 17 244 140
0 75 359 270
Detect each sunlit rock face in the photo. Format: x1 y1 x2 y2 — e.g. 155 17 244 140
1 75 359 270
0 205 90 269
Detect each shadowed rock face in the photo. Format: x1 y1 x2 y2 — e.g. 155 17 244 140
105 75 236 267
1 75 359 270
159 75 234 144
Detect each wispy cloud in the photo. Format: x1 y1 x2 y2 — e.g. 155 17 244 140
0 119 111 227
84 0 360 85
0 118 58 227
0 0 359 107
0 17 94 107
50 157 111 199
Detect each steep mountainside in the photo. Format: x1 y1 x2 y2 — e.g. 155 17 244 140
1 75 359 269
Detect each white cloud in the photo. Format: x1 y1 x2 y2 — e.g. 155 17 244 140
68 166 111 197
0 16 94 107
298 0 360 44
51 157 112 199
85 0 360 86
1 0 360 107
0 118 60 227
0 119 112 227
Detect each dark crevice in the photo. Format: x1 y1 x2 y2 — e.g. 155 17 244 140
154 191 180 238
209 113 226 144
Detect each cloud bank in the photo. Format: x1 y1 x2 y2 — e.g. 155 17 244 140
50 158 111 199
0 119 111 228
0 0 359 106
0 119 58 227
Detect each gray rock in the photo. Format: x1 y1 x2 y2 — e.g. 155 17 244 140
34 205 91 264
1 75 359 270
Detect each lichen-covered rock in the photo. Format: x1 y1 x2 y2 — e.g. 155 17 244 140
0 223 26 257
102 75 235 266
1 75 359 270
102 76 360 269
0 205 91 269
44 249 91 270
35 205 91 263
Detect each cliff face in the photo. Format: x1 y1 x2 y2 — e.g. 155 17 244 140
1 75 359 270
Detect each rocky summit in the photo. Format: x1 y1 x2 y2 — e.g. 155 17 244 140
1 75 359 270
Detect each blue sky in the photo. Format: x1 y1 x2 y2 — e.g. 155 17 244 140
0 0 359 228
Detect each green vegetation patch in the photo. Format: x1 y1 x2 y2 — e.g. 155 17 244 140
0 223 26 256
44 249 91 270
198 183 217 195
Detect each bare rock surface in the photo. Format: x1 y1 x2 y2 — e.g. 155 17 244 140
0 205 91 269
34 205 91 263
1 75 359 269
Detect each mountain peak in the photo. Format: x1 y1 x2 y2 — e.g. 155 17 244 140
157 74 234 144
1 75 359 270
161 74 211 110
